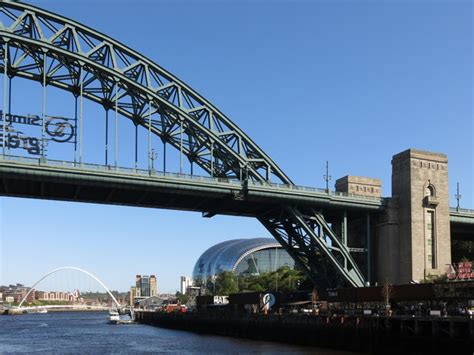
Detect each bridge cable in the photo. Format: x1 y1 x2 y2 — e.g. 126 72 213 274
79 65 83 165
74 95 78 165
41 51 46 159
147 100 151 171
2 41 7 158
114 83 118 168
105 109 109 166
7 75 11 157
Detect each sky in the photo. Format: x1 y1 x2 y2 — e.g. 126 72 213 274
0 0 472 293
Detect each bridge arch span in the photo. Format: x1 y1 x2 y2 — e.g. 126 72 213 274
0 2 365 288
0 1 292 184
18 266 121 308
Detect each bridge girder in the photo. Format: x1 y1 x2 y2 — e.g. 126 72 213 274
0 1 289 184
259 207 365 288
0 1 366 288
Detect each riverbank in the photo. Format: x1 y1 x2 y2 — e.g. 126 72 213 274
2 307 108 315
135 311 474 354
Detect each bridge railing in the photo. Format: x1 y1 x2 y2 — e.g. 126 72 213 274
0 155 242 186
450 207 474 215
0 155 384 202
249 180 383 202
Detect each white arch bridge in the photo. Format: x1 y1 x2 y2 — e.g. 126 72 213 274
18 266 121 309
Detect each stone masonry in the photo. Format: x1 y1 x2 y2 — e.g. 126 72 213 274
335 176 382 198
376 149 451 284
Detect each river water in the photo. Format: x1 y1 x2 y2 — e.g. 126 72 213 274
0 312 351 354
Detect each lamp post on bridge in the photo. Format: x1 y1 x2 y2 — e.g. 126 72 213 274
323 160 332 194
455 182 461 212
149 148 158 175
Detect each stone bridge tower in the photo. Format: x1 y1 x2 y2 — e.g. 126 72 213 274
376 149 451 284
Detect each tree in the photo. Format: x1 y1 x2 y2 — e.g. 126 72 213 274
214 271 238 295
175 291 190 305
236 266 306 293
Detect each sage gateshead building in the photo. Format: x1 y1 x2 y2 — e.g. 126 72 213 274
192 238 296 281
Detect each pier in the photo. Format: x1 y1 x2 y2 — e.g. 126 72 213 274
135 311 474 354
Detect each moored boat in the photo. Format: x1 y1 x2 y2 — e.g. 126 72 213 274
108 309 120 323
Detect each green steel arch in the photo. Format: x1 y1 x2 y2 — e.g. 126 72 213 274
0 0 291 184
0 1 365 288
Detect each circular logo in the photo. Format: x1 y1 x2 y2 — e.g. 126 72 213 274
45 117 74 142
262 293 276 310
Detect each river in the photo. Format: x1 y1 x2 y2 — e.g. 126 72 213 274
0 312 352 353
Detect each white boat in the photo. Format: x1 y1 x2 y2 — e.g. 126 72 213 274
37 308 48 314
108 308 135 324
108 309 120 323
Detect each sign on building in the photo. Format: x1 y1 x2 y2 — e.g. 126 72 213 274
446 261 474 280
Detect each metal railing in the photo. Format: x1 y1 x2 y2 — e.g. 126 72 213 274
249 180 383 202
0 155 383 202
450 207 474 215
0 154 241 187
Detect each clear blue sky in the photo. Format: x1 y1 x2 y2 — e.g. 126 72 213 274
0 0 472 292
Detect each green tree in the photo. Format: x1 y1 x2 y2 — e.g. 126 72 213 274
236 266 306 293
175 291 190 304
214 271 238 295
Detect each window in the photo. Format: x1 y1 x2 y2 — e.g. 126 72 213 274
425 184 435 197
428 255 433 262
427 239 432 246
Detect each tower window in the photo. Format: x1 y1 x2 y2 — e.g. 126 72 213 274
425 184 435 197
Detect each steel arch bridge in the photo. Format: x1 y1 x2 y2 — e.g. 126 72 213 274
18 266 121 308
0 1 366 288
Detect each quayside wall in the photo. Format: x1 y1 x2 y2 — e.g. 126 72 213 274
135 311 474 354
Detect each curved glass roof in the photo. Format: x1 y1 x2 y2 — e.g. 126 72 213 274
192 238 284 280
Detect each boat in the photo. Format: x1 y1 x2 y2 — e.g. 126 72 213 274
108 308 135 324
108 309 120 323
37 308 48 314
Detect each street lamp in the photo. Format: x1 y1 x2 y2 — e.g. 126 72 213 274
323 160 331 193
148 148 158 174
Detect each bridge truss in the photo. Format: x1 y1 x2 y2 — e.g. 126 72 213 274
0 1 365 288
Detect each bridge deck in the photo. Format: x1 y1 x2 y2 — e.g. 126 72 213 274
0 157 472 225
0 157 383 217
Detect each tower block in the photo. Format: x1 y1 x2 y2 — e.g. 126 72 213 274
377 149 451 284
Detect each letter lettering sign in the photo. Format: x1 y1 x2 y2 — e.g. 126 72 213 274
446 261 473 281
0 111 76 156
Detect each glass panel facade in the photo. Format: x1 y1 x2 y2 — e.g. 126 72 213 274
234 248 296 276
135 275 156 298
192 238 296 281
